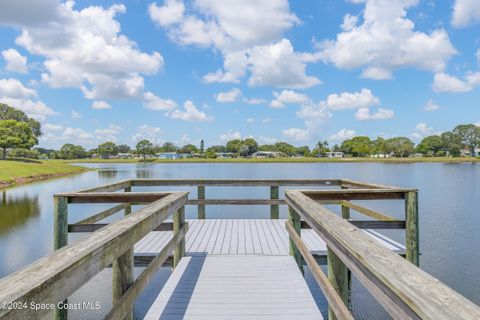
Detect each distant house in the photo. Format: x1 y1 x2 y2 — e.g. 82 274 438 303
461 148 480 157
252 151 283 158
157 152 190 159
216 152 235 158
325 151 344 158
370 153 391 158
117 153 133 159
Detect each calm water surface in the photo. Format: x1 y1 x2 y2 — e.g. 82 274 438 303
1 162 479 319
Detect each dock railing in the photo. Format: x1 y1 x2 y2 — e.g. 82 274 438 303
285 189 480 320
0 191 188 320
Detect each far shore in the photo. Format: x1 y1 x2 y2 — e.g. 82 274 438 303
66 156 480 164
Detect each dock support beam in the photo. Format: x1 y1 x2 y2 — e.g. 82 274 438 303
405 191 419 266
173 206 186 268
197 185 205 219
113 185 134 320
270 186 279 219
53 195 68 320
327 248 349 320
288 206 302 272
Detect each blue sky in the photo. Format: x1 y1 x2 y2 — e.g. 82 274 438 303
0 0 479 149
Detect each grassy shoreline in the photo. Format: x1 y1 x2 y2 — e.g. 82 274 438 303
66 156 480 164
0 160 90 189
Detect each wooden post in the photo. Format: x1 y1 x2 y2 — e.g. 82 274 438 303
405 191 419 266
341 202 350 219
288 206 302 272
53 195 68 320
270 186 279 219
197 185 205 219
328 248 349 320
112 248 134 320
173 206 186 267
112 185 134 320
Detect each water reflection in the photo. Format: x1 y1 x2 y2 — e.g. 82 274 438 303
98 170 118 179
0 191 40 234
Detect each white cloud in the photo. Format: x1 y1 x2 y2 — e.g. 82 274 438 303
44 123 63 131
91 101 112 110
271 90 309 107
246 118 255 123
95 124 122 142
0 78 56 120
424 99 439 111
143 92 177 110
8 1 164 102
324 88 379 110
1 48 28 73
215 88 241 103
219 130 242 143
318 0 456 79
258 136 277 144
168 100 213 121
148 0 185 27
132 124 164 143
70 110 83 119
262 118 271 123
452 0 480 27
432 72 480 92
244 97 266 105
0 0 61 27
355 107 394 120
410 122 440 140
282 128 309 142
328 129 356 142
40 124 96 148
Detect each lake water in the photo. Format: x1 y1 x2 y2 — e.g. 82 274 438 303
1 162 479 319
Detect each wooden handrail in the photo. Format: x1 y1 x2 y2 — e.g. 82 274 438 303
0 192 188 320
340 200 397 221
74 203 129 224
286 221 354 320
286 190 480 320
130 178 342 186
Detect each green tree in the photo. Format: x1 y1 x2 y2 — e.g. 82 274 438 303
178 144 199 154
385 137 415 157
206 145 226 153
159 142 177 152
311 141 329 157
453 124 480 156
295 146 310 156
0 103 42 138
118 144 131 153
416 135 443 156
242 138 258 155
0 120 37 159
59 144 87 159
97 142 118 159
273 142 296 156
226 139 242 154
205 150 217 158
341 136 372 157
372 137 388 156
441 131 461 156
136 140 154 160
200 139 205 154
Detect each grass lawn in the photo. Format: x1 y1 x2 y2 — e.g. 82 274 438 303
66 156 480 163
0 159 88 188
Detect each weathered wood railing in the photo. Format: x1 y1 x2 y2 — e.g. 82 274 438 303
286 190 480 320
0 192 188 320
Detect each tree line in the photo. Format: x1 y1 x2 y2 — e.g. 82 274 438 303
0 103 479 160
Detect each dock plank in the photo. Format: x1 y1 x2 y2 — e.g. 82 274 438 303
144 255 323 320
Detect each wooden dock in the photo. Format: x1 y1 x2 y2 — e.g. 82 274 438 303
144 255 323 320
2 179 480 320
135 219 405 257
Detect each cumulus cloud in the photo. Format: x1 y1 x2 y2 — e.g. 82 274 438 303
1 49 28 73
355 107 394 120
150 1 319 88
70 110 82 119
270 89 309 108
91 101 112 110
132 124 164 143
40 124 97 148
424 99 439 112
432 72 480 92
244 97 266 105
282 127 309 142
0 78 56 120
3 1 168 104
215 88 241 103
328 129 356 142
94 124 122 142
410 122 440 140
452 0 480 27
168 100 213 121
318 0 456 79
143 92 177 110
219 130 243 143
324 88 379 110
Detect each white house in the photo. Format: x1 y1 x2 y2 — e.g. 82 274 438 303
252 151 283 158
325 151 344 158
215 152 235 158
